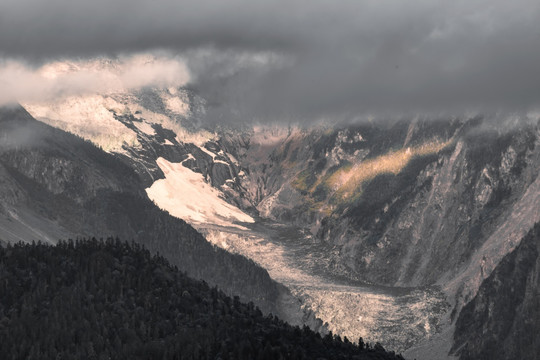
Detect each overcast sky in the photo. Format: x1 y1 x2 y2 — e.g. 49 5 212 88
1 0 540 121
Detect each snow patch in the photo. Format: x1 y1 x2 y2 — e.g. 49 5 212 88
198 145 217 159
213 159 229 166
174 130 216 147
133 121 155 136
181 154 196 163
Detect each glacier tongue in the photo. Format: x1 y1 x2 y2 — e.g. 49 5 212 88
203 225 449 353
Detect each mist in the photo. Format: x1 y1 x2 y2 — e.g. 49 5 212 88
0 54 189 106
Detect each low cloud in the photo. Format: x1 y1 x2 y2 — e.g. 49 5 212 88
0 54 189 105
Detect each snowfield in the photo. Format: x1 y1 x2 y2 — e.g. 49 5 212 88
145 157 254 229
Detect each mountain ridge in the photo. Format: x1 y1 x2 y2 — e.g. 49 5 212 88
0 105 319 332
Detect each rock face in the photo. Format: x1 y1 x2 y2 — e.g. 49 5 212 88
451 222 540 360
227 118 540 292
322 122 539 288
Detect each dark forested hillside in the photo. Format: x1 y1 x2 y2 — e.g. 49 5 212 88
0 239 403 360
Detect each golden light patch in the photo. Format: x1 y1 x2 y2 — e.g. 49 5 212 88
329 140 452 201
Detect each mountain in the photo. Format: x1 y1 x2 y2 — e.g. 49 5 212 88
0 105 319 330
0 238 404 360
21 89 451 350
16 66 540 356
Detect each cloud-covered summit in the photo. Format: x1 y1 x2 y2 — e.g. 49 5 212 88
1 0 540 120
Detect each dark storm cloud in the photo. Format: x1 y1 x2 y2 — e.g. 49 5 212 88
1 0 540 118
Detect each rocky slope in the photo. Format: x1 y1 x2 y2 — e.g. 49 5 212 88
451 222 540 360
223 117 540 292
20 61 540 288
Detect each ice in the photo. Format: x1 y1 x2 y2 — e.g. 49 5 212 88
204 226 449 352
146 157 254 229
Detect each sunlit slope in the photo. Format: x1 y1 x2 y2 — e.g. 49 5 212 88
292 139 452 213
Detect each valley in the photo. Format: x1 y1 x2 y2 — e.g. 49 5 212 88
3 72 539 358
2 2 540 358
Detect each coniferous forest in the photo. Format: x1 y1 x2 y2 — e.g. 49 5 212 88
0 238 404 360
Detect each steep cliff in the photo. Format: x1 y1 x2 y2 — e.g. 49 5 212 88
451 223 540 360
